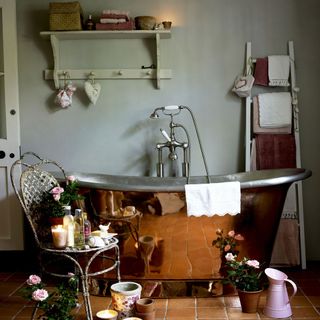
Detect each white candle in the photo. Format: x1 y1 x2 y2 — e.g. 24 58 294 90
51 225 67 249
96 309 118 320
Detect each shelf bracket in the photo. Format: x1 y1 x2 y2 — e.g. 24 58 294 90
156 33 160 89
49 35 61 89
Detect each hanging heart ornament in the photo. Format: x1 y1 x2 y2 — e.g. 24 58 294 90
84 80 101 105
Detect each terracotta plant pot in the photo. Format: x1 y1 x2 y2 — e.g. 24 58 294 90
136 298 155 313
49 216 64 225
237 289 263 313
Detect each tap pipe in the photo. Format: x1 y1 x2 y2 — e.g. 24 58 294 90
156 147 164 177
170 122 191 182
179 105 211 183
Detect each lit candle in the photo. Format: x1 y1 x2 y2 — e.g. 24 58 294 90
96 309 118 320
51 225 67 249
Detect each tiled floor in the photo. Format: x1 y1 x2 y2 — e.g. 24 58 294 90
0 262 319 319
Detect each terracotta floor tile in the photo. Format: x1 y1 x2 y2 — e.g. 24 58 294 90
14 306 36 317
166 307 195 318
197 297 225 308
155 307 167 318
309 297 320 307
291 295 313 306
154 298 168 308
227 307 260 319
167 297 196 308
291 306 320 318
224 296 241 308
197 307 228 319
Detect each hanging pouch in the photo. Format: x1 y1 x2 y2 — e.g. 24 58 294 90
232 74 255 98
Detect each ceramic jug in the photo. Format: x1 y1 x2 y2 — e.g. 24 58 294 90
263 267 297 318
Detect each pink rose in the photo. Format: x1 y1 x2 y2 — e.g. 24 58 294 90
227 230 235 237
234 234 244 241
246 259 260 268
27 275 41 286
32 289 49 301
225 253 236 261
224 244 231 252
50 187 64 201
50 187 64 195
52 193 61 201
67 175 76 182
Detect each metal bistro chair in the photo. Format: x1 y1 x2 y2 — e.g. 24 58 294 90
10 152 120 320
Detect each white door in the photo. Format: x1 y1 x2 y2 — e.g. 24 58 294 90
0 0 23 250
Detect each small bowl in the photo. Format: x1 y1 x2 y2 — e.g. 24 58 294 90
135 16 156 30
162 21 172 30
96 309 118 320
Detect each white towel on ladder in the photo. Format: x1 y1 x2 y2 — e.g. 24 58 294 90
268 55 290 86
185 182 241 217
258 92 292 128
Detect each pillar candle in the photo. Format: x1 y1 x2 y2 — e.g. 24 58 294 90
51 224 67 249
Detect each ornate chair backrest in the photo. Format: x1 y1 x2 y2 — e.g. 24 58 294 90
10 152 67 246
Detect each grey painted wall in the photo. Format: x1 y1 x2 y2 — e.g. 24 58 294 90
16 0 320 260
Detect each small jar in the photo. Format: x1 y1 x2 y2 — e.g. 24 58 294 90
86 15 95 30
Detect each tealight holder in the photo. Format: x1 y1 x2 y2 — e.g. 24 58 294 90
96 309 118 320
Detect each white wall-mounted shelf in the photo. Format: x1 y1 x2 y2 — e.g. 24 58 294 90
40 30 172 89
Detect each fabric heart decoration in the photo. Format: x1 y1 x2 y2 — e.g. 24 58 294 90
84 80 101 105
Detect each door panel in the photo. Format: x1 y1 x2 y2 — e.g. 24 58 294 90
0 0 23 250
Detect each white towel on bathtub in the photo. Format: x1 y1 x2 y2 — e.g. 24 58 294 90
185 181 241 217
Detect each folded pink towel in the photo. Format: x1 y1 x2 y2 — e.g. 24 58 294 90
96 20 134 30
254 58 268 86
255 134 296 169
101 13 129 20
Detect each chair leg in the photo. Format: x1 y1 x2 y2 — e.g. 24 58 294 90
81 274 93 320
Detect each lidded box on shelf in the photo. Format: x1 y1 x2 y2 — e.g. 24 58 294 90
49 1 83 31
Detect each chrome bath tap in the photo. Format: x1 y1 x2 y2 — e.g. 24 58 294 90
155 114 190 177
149 105 211 182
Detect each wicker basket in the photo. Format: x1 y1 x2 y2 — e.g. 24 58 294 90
49 1 83 31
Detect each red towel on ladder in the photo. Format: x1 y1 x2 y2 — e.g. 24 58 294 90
255 134 296 169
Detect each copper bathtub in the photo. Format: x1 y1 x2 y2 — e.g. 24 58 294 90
68 168 311 285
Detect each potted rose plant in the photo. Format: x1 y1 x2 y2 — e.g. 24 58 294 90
224 252 264 313
40 175 84 224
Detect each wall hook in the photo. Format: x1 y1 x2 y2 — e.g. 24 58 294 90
88 71 95 84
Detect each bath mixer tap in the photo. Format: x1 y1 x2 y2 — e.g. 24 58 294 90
155 115 190 177
149 105 211 183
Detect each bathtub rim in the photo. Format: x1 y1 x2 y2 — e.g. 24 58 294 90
59 168 312 192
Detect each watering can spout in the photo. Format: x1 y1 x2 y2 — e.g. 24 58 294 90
263 268 297 318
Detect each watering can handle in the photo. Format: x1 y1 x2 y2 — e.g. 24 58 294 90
285 279 297 301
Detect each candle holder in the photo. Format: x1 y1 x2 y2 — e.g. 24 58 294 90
51 224 67 249
96 309 118 319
